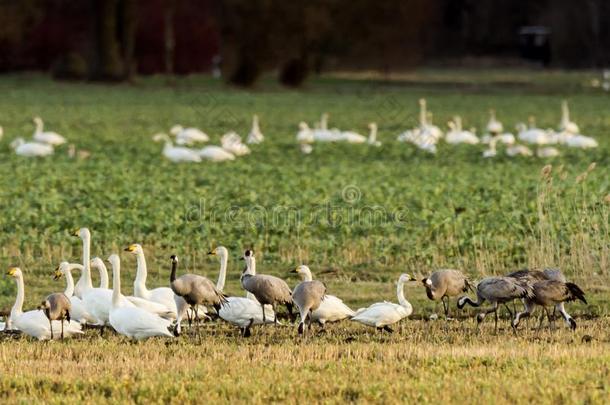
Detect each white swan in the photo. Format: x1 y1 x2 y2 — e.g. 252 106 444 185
367 123 381 147
247 114 264 144
294 265 354 325
125 243 180 317
54 262 98 324
445 117 479 145
153 133 201 163
33 117 66 145
351 273 413 331
209 246 275 336
486 109 503 134
517 119 551 145
93 255 175 318
10 138 54 157
559 100 579 134
221 131 250 156
537 146 560 158
506 144 533 157
564 134 598 149
6 267 83 340
198 145 236 161
296 122 314 144
170 125 209 145
107 254 173 340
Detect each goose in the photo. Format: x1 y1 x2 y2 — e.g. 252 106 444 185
537 146 560 158
445 117 479 145
512 280 586 330
169 254 227 332
198 145 236 161
6 267 83 340
124 243 181 317
421 269 471 320
53 262 98 324
367 123 381 147
240 249 294 323
38 293 71 339
296 122 314 144
10 138 54 157
351 273 414 332
221 131 250 156
209 246 275 337
293 265 354 327
246 114 264 144
506 144 533 157
559 100 579 134
486 109 503 135
170 125 209 145
33 116 66 145
457 276 534 332
107 254 173 340
291 266 326 335
153 133 202 163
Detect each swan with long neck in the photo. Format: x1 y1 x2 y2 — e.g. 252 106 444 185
54 262 97 324
11 137 54 157
351 273 414 332
108 254 173 340
209 246 275 337
6 267 83 340
73 227 94 298
33 116 66 145
153 133 202 162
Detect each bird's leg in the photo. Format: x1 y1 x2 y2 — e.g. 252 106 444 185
383 325 394 333
537 310 546 331
100 325 105 337
494 308 498 334
442 296 449 320
262 305 266 324
61 317 65 340
546 307 555 330
286 303 295 323
503 303 514 320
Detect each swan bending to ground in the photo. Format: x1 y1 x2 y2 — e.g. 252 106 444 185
33 116 66 145
351 273 414 332
6 267 83 340
153 133 201 163
107 255 173 340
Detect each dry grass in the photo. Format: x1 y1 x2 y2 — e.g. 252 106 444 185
1 318 609 404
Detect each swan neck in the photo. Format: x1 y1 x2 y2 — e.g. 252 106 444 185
82 233 93 290
35 119 43 134
397 280 410 309
134 250 149 295
98 262 109 289
11 273 25 317
64 267 75 297
216 253 228 291
368 126 377 142
111 260 121 307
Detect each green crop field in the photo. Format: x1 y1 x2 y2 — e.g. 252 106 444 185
0 70 608 403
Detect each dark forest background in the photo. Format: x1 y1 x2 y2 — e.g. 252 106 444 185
0 0 609 85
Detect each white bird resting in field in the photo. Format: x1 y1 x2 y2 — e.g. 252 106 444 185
296 122 314 144
198 144 236 161
558 100 580 134
170 124 209 145
516 118 552 145
221 131 251 156
351 273 415 332
10 137 54 157
33 116 67 146
6 267 83 340
153 133 202 163
247 114 264 144
445 117 479 145
107 254 174 340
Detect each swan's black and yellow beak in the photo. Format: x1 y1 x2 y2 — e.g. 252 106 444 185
53 268 63 280
71 228 80 237
124 245 137 253
410 276 417 282
208 250 216 256
6 267 17 277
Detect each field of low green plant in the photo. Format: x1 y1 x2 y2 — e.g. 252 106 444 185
0 70 608 403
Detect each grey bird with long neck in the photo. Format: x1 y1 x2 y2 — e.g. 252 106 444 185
240 250 294 323
421 269 471 320
169 254 227 331
291 266 326 335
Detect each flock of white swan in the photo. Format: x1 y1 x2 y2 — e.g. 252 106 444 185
0 227 588 341
1 100 598 162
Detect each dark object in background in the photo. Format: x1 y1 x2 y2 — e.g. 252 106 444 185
229 56 260 87
279 58 309 87
51 52 88 80
519 26 551 67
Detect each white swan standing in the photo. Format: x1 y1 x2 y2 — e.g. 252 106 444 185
10 138 54 157
33 117 66 145
559 100 579 134
153 133 202 163
125 243 181 317
170 125 209 145
6 267 83 340
294 265 354 326
486 109 503 134
209 246 275 337
107 254 173 340
54 262 98 324
351 273 414 332
246 114 264 144
367 123 381 147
